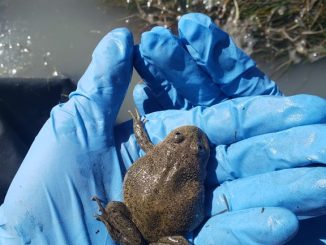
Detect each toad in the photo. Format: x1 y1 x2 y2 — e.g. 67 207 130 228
93 110 210 245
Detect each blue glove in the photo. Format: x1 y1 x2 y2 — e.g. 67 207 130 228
133 14 282 114
132 13 326 244
0 28 135 244
0 14 325 245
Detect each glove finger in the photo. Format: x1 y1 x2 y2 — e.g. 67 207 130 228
178 13 282 97
211 124 326 184
139 26 227 106
208 167 326 218
195 207 298 245
134 44 191 111
144 94 326 146
63 28 133 129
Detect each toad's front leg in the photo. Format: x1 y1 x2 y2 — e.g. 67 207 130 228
92 196 146 245
129 109 154 153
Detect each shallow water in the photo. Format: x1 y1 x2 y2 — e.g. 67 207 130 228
262 58 326 98
0 0 134 79
0 0 325 123
0 0 142 122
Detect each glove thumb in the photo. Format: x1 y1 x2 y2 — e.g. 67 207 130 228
65 28 134 131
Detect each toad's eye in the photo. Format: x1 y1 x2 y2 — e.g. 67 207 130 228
174 131 185 143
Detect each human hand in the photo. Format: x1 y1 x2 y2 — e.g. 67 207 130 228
133 14 282 114
131 13 326 244
0 24 301 245
0 13 324 245
0 28 135 244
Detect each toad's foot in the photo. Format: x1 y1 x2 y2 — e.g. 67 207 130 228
92 198 146 245
92 196 106 218
150 236 190 245
128 109 154 153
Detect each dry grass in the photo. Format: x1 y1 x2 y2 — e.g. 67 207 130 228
113 0 326 70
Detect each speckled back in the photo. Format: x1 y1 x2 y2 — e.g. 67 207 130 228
123 126 210 242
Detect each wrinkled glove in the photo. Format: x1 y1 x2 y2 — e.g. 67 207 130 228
132 13 326 244
0 13 325 245
0 28 135 244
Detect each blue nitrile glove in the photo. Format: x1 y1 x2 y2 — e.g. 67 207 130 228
133 15 282 114
0 28 136 244
132 13 326 244
0 15 324 245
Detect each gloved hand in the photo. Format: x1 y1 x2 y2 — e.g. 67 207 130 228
0 14 324 245
0 28 135 244
132 13 326 244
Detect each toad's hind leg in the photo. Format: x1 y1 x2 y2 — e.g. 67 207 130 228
150 236 190 245
92 196 146 245
129 109 154 153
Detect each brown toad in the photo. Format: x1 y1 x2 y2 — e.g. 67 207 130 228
93 110 210 245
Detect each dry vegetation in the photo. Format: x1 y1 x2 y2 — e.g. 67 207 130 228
108 0 326 70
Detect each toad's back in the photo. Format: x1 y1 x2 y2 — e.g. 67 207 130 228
124 126 210 242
